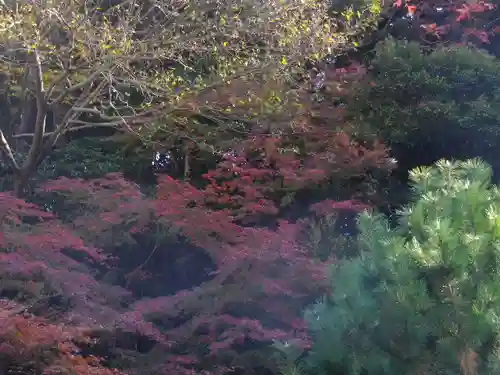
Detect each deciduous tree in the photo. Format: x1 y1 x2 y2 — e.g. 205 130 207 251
0 0 380 196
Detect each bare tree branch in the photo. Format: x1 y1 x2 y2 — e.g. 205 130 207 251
45 69 71 102
49 69 105 106
12 122 127 139
33 78 111 171
0 129 20 174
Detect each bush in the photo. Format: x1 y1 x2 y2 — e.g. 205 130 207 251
347 39 500 170
291 158 500 375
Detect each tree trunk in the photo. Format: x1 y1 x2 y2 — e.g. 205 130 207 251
13 175 26 198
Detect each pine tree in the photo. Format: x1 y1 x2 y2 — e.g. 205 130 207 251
299 159 500 375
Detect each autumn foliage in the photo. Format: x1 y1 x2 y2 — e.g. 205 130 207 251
199 127 388 224
0 299 125 375
0 6 390 370
0 119 392 375
390 0 499 47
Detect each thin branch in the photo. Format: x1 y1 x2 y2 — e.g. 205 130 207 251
45 69 71 102
50 69 104 105
0 129 20 174
34 77 111 169
12 122 127 139
71 106 163 122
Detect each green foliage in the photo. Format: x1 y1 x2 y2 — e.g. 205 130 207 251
295 159 500 375
0 137 126 188
328 0 382 47
273 341 308 375
301 212 360 261
348 39 500 153
39 138 125 180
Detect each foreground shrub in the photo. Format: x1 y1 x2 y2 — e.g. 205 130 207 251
292 159 500 375
34 173 367 375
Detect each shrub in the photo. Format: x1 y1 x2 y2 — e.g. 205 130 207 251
35 172 362 375
0 299 124 375
346 39 500 170
199 128 390 225
387 0 498 47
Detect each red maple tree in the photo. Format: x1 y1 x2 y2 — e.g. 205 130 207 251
390 0 498 46
200 125 389 225
0 119 392 375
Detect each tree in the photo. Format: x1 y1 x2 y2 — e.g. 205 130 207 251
199 126 390 225
0 0 380 196
290 158 500 375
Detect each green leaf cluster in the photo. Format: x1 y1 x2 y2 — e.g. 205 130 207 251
37 138 124 180
347 39 500 153
294 159 500 375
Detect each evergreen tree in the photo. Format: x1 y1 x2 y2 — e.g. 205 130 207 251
299 159 500 375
